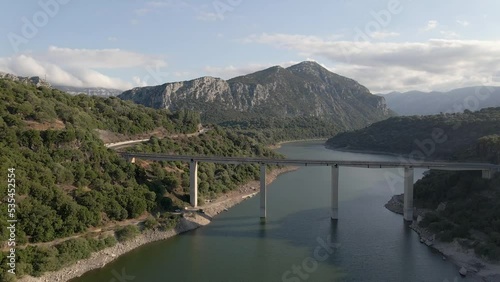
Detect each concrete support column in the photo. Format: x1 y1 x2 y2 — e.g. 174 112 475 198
260 164 267 219
130 157 136 164
482 169 493 179
331 165 339 220
403 167 414 221
190 160 198 207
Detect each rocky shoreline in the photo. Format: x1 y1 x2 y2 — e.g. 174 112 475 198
385 195 500 281
18 166 298 282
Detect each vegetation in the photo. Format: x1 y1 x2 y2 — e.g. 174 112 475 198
415 171 500 260
326 108 500 160
0 78 280 279
219 116 341 144
2 236 117 278
115 225 140 242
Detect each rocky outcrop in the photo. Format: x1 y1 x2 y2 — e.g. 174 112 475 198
119 61 391 129
0 72 51 88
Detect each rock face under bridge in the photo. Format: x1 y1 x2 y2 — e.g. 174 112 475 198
119 61 391 129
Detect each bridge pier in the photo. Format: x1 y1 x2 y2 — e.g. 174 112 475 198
190 160 198 207
403 167 414 221
260 164 267 220
331 165 339 220
482 169 494 179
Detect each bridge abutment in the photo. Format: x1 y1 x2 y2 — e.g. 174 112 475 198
403 167 414 221
260 164 267 219
190 160 198 207
331 165 339 220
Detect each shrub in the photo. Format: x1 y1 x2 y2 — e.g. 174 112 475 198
115 225 140 242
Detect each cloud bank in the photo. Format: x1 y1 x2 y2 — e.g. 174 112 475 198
0 46 166 89
244 33 500 92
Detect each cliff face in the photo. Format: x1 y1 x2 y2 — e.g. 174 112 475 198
119 61 390 129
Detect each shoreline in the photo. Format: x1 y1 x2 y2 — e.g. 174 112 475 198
18 166 299 282
268 138 327 150
325 145 407 158
385 195 500 281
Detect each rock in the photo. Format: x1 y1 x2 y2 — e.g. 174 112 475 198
459 267 467 276
420 238 425 243
442 256 446 261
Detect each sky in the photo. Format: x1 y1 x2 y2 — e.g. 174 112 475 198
1 0 500 93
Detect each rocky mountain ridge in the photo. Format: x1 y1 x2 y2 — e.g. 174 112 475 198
119 61 391 130
0 72 51 88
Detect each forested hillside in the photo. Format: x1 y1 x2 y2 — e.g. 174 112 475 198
0 78 281 280
414 171 500 260
326 108 500 161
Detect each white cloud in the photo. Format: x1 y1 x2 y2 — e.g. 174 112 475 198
420 20 439 32
45 46 166 69
369 31 400 40
0 47 168 89
456 20 470 27
244 33 500 92
107 36 118 42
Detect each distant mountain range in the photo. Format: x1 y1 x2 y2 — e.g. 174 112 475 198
380 86 500 116
119 61 391 130
52 85 122 96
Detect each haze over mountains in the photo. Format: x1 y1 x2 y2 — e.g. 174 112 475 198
119 61 391 130
381 87 500 116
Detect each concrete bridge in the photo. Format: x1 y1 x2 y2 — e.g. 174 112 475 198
120 152 500 222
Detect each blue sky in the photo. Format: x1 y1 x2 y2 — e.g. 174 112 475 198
1 0 500 92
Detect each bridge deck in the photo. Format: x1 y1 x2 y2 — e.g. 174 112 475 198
120 153 500 171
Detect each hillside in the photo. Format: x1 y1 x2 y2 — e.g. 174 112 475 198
119 61 391 134
0 77 282 280
326 108 500 161
380 86 500 116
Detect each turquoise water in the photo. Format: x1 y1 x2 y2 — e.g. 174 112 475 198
72 141 471 282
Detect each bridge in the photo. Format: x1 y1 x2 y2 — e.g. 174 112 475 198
120 152 500 222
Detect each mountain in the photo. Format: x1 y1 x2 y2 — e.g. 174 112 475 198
380 86 500 116
119 61 391 130
0 71 51 88
53 85 122 96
